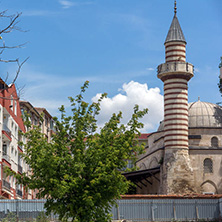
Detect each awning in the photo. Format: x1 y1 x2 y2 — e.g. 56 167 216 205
122 167 160 189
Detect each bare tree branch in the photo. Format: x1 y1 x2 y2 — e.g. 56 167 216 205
0 10 28 98
0 41 28 49
0 12 21 34
13 57 29 84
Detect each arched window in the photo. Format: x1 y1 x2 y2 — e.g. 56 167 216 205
204 158 213 173
211 137 218 147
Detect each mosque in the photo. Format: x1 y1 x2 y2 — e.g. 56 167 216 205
123 2 222 195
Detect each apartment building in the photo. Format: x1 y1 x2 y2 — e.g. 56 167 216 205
35 108 54 142
19 103 55 199
0 79 27 199
0 78 55 199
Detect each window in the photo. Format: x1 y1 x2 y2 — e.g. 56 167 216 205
45 116 48 127
14 101 17 115
10 95 13 111
204 158 213 173
50 119 54 130
211 137 218 147
34 117 38 125
11 121 14 132
3 144 7 155
15 126 18 138
21 108 24 117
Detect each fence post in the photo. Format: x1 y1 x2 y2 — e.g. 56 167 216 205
173 201 177 221
219 199 222 222
151 201 154 221
117 204 120 220
195 201 199 221
16 199 19 222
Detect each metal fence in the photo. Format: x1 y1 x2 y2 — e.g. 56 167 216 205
0 198 221 221
112 199 220 221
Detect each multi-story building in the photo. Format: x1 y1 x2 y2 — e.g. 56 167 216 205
35 108 54 142
0 78 55 199
0 79 27 199
19 103 55 199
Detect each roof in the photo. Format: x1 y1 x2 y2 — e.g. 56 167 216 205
35 107 52 119
157 101 222 130
165 13 186 44
19 101 41 118
188 100 222 128
138 133 151 140
121 194 222 199
122 167 160 182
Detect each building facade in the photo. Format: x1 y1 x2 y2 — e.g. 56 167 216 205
0 80 27 199
125 3 222 195
0 79 54 199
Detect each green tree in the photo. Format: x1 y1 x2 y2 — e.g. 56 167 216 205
8 81 148 222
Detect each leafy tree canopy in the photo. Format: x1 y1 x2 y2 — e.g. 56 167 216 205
219 56 222 68
7 81 148 222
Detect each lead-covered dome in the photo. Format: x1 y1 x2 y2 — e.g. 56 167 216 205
188 101 222 128
158 101 222 131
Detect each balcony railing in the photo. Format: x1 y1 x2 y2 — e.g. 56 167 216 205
16 189 23 197
18 164 23 174
3 179 11 190
157 62 194 76
3 124 11 138
2 154 11 163
18 144 23 151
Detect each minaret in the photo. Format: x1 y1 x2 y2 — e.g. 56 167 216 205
157 1 195 194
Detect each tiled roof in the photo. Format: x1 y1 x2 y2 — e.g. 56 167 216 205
121 194 222 199
138 133 151 140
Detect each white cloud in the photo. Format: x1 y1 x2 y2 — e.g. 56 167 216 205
59 0 75 9
16 64 163 130
92 81 164 132
58 0 94 9
194 67 200 73
146 67 155 71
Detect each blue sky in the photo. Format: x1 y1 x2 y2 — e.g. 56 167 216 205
0 0 221 132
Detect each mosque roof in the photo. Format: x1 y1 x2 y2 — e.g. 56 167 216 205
165 13 186 44
188 101 222 128
158 101 222 130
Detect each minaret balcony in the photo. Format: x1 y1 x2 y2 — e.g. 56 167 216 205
157 62 194 80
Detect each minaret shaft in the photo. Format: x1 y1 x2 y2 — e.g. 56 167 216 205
157 4 196 194
165 41 186 63
164 77 188 150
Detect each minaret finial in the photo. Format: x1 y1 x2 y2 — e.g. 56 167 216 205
174 0 177 14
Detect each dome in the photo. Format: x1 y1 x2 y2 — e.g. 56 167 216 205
158 101 222 131
188 101 222 128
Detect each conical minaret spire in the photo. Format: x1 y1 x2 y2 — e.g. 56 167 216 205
164 1 186 63
157 2 195 194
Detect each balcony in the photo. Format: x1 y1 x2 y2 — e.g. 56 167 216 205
18 144 23 152
2 124 11 141
16 189 23 197
18 164 23 174
157 62 194 80
2 154 11 164
2 179 11 190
